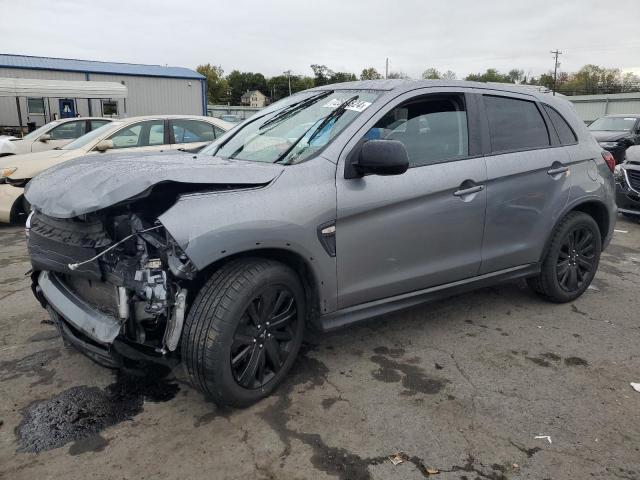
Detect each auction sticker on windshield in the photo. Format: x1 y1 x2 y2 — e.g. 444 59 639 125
322 98 372 112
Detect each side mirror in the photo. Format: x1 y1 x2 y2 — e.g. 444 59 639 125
353 139 409 177
39 133 51 142
94 139 114 152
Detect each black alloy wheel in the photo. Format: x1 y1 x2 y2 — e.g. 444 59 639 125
231 286 298 389
556 226 597 292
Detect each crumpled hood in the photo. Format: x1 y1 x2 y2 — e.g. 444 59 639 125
589 130 631 143
1 148 75 179
25 150 284 218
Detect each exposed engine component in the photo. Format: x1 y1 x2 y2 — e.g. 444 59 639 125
28 209 197 356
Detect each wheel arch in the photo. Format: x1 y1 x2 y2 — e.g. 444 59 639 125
540 198 610 262
192 248 323 328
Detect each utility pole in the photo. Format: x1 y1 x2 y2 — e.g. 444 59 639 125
550 49 562 96
283 70 292 96
385 58 389 79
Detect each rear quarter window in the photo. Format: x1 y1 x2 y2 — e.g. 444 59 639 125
484 95 550 153
542 104 578 145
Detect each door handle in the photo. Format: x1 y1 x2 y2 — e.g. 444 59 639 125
453 184 485 197
547 166 568 176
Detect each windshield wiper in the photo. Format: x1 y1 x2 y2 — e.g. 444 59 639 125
306 95 359 145
260 91 332 131
273 95 359 165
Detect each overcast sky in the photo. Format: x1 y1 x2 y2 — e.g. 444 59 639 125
1 0 639 79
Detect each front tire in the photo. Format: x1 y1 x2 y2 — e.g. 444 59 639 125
527 212 601 303
182 258 305 407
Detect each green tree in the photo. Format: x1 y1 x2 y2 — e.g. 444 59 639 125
329 72 357 84
442 70 457 80
465 68 513 83
422 68 441 80
360 67 382 80
387 71 409 79
196 64 229 104
507 69 524 84
226 71 268 104
310 64 334 86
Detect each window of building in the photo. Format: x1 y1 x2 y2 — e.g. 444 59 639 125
365 94 469 168
484 95 550 153
102 100 118 117
27 97 45 115
543 104 577 145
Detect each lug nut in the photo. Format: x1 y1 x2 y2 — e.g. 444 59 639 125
266 322 270 326
259 344 263 349
253 338 257 343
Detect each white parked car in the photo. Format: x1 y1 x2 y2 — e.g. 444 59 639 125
0 117 113 156
0 115 231 222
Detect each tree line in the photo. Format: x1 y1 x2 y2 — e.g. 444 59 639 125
197 63 640 105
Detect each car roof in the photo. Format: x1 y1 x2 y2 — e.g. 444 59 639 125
308 79 563 102
55 117 114 122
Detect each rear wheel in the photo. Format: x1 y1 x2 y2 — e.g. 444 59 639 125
182 258 305 407
527 212 601 303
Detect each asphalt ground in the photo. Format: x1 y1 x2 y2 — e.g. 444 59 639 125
1 217 639 480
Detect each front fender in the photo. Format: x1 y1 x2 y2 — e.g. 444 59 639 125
159 158 339 313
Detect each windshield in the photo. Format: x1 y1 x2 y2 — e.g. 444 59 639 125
62 122 123 150
21 121 60 141
203 89 381 164
588 116 637 131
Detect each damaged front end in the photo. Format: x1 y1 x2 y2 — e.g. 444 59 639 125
29 207 197 369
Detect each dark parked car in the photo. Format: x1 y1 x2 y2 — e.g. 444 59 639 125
25 80 616 407
588 114 640 164
614 145 640 218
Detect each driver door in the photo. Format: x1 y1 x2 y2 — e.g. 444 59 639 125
335 89 487 309
32 120 86 152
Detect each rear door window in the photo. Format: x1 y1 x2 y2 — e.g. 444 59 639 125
89 120 111 131
542 104 577 145
484 95 550 153
171 120 216 144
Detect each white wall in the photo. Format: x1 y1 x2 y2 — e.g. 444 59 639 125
0 68 204 129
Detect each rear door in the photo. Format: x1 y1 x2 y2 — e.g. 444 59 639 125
169 119 221 151
478 92 571 273
335 89 487 308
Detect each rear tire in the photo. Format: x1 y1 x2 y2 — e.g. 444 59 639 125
527 212 601 303
182 258 305 407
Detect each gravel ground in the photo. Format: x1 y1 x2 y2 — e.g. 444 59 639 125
0 217 639 480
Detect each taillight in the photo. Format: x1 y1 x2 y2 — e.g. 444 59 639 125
602 151 615 172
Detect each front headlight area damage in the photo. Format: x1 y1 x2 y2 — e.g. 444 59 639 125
30 208 198 367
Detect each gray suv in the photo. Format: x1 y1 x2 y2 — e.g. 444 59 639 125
25 80 616 406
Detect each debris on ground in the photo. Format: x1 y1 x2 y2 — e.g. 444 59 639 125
631 382 640 393
534 435 552 444
426 467 440 474
389 452 408 465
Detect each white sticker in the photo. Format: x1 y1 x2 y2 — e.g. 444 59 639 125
322 98 372 112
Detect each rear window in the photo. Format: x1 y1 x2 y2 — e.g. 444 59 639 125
543 104 577 145
484 95 550 153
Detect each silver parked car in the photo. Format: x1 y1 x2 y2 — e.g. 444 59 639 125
25 80 616 406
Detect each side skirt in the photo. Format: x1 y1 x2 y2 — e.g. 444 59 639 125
318 263 540 332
